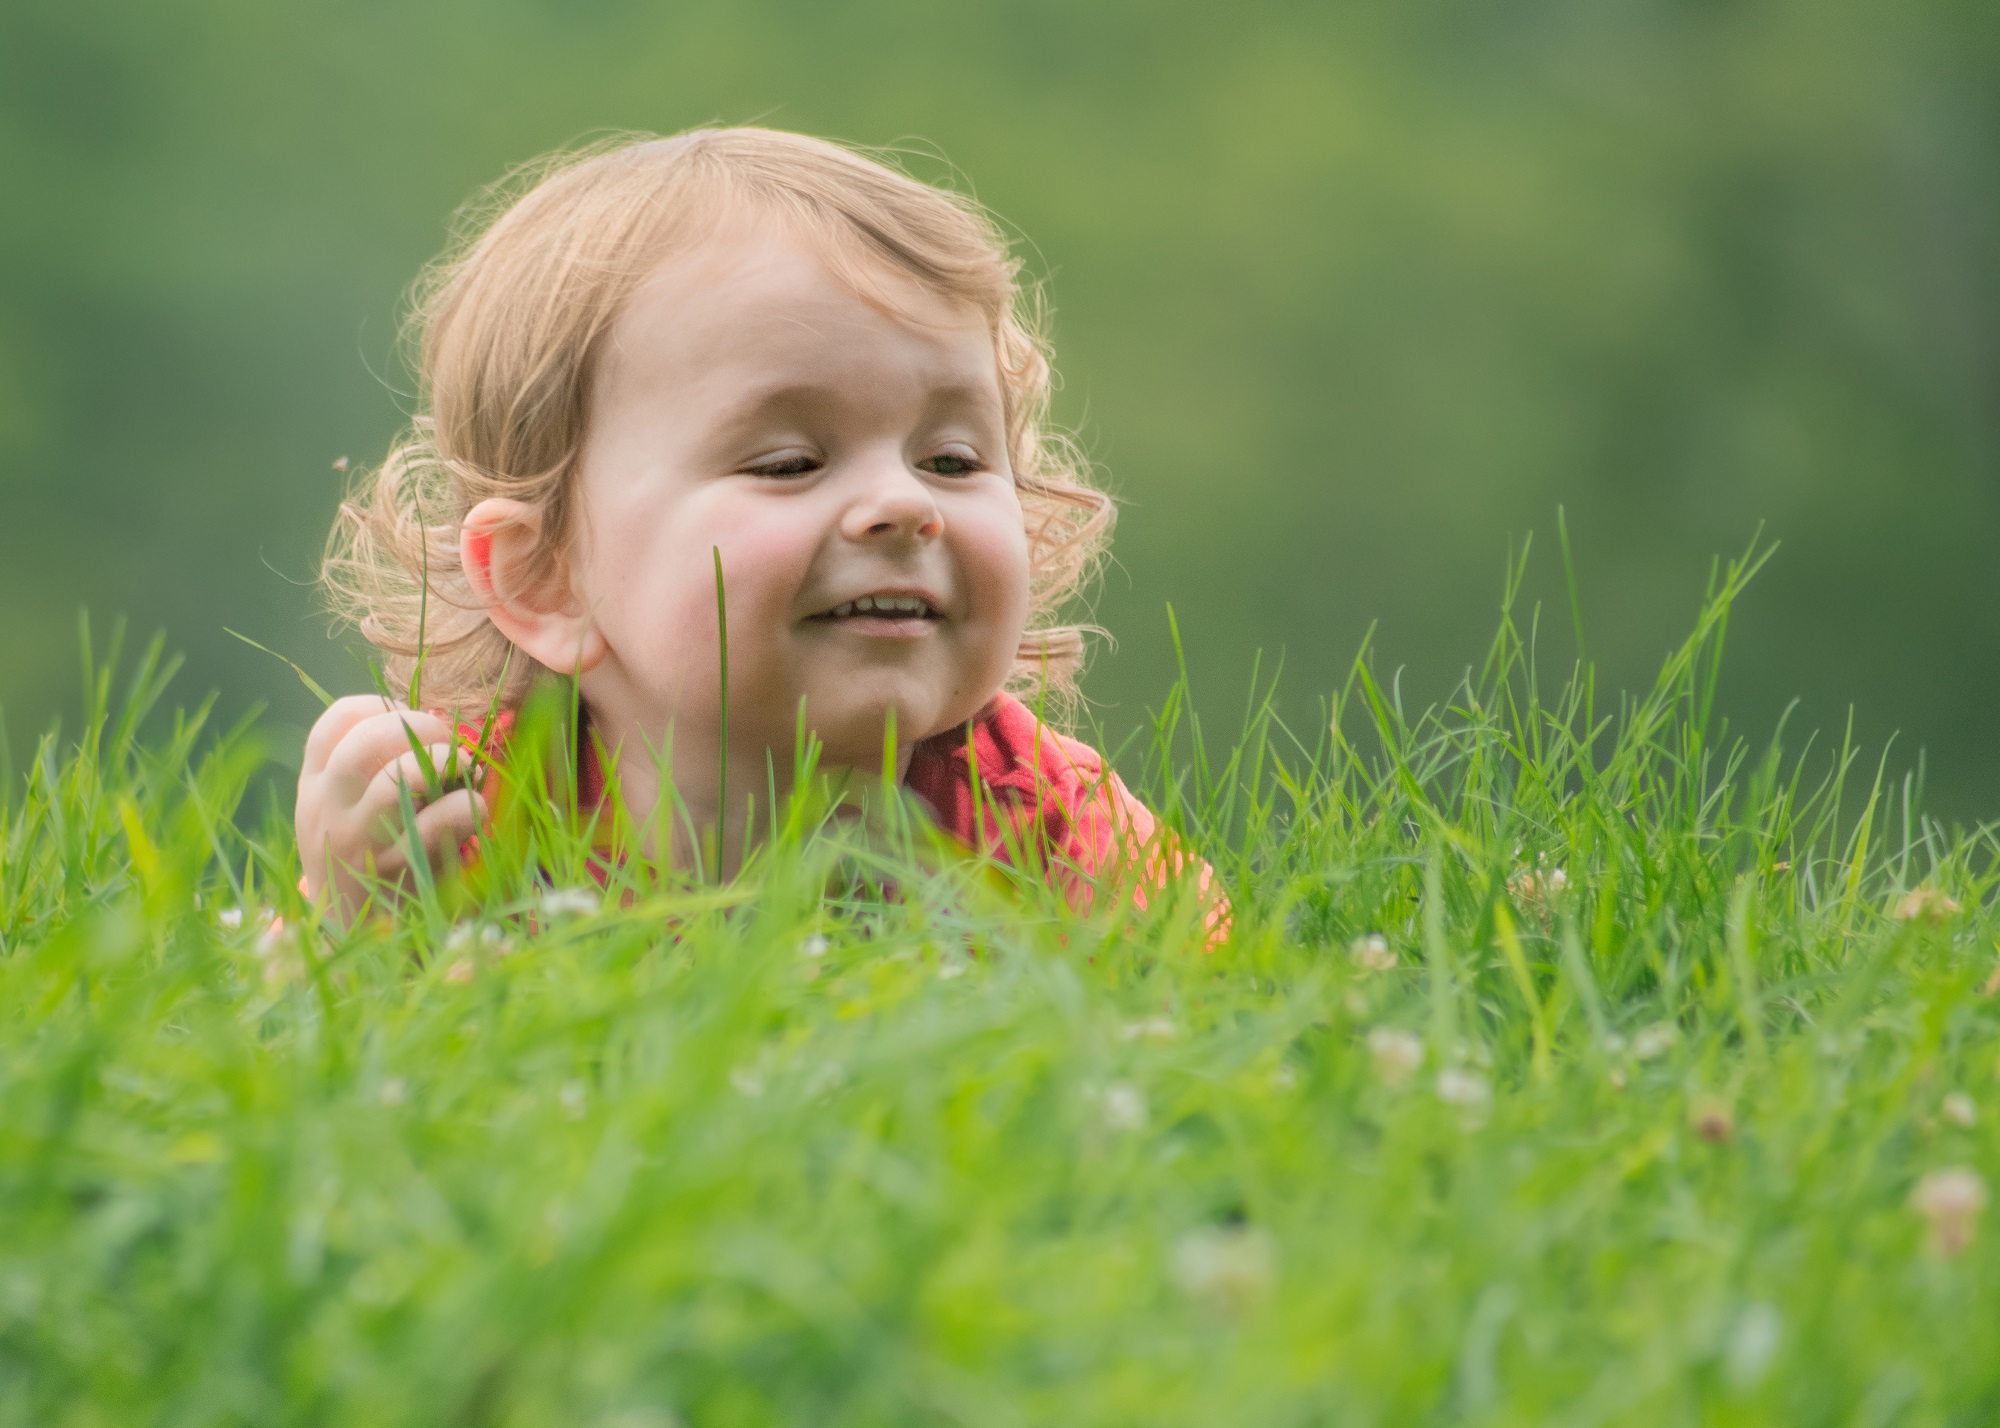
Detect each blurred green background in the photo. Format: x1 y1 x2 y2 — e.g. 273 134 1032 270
4 0 1999 812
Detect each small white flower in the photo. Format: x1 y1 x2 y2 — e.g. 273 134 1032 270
379 1077 406 1107
1911 1166 1987 1256
1367 1027 1425 1087
539 887 601 919
798 933 831 959
1509 858 1569 906
1349 934 1396 974
1171 1225 1277 1315
1894 886 1962 922
1436 1067 1491 1110
1632 1022 1679 1061
1724 1302 1782 1388
559 1079 588 1119
1944 1092 1979 1128
1122 1016 1179 1043
1098 1082 1147 1132
446 922 513 962
218 907 244 932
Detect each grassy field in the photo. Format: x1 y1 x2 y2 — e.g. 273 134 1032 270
5 545 2000 1426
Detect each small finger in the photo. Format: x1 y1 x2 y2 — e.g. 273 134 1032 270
303 695 398 777
356 743 463 836
321 709 457 806
414 789 487 872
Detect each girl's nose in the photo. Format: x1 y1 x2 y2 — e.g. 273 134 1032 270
839 456 945 542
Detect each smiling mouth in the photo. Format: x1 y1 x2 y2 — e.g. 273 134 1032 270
812 593 941 622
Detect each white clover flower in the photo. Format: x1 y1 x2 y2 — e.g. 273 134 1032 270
1098 1082 1147 1132
1724 1302 1782 1389
1632 1022 1679 1061
1171 1225 1277 1316
1122 1016 1179 1043
1508 859 1569 907
1911 1166 1987 1256
1894 886 1962 922
1367 1027 1425 1087
446 922 514 960
1349 934 1396 974
217 907 244 932
1943 1092 1979 1128
1436 1067 1491 1110
540 887 601 919
798 933 831 959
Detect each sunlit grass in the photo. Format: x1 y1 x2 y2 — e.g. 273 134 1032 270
4 543 1999 1425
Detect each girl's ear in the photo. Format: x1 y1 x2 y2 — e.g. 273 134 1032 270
461 498 608 676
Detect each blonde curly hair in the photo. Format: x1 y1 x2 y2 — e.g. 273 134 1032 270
323 127 1112 717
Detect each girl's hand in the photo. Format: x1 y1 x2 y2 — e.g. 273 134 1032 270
296 696 488 921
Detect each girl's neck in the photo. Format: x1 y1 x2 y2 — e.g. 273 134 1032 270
582 703 917 875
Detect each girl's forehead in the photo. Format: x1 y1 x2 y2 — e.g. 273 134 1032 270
630 216 989 341
602 221 1000 392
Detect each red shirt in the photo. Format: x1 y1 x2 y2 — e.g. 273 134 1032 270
478 692 1211 917
904 692 1174 907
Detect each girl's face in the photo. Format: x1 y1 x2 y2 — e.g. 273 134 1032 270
565 224 1031 775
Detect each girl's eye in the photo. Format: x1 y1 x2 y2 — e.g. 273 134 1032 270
917 452 981 477
746 454 821 478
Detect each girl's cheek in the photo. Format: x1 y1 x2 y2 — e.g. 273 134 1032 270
962 491 1031 605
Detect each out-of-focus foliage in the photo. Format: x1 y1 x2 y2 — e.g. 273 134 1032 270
3 0 1999 808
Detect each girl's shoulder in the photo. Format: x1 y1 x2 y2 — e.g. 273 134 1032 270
907 692 1112 802
905 693 1159 873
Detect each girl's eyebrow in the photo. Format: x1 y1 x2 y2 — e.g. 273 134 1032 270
706 377 1003 439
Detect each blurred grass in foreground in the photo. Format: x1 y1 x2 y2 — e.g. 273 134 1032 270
4 547 2000 1425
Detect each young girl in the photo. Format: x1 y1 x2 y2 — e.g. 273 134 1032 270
296 127 1188 919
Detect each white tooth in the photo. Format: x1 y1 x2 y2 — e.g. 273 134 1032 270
833 602 853 617
856 596 875 612
894 596 916 612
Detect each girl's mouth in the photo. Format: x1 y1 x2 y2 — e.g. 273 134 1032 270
811 592 941 623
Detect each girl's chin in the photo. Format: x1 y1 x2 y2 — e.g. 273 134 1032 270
800 698 958 759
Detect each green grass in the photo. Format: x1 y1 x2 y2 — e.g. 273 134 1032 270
6 545 2000 1426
